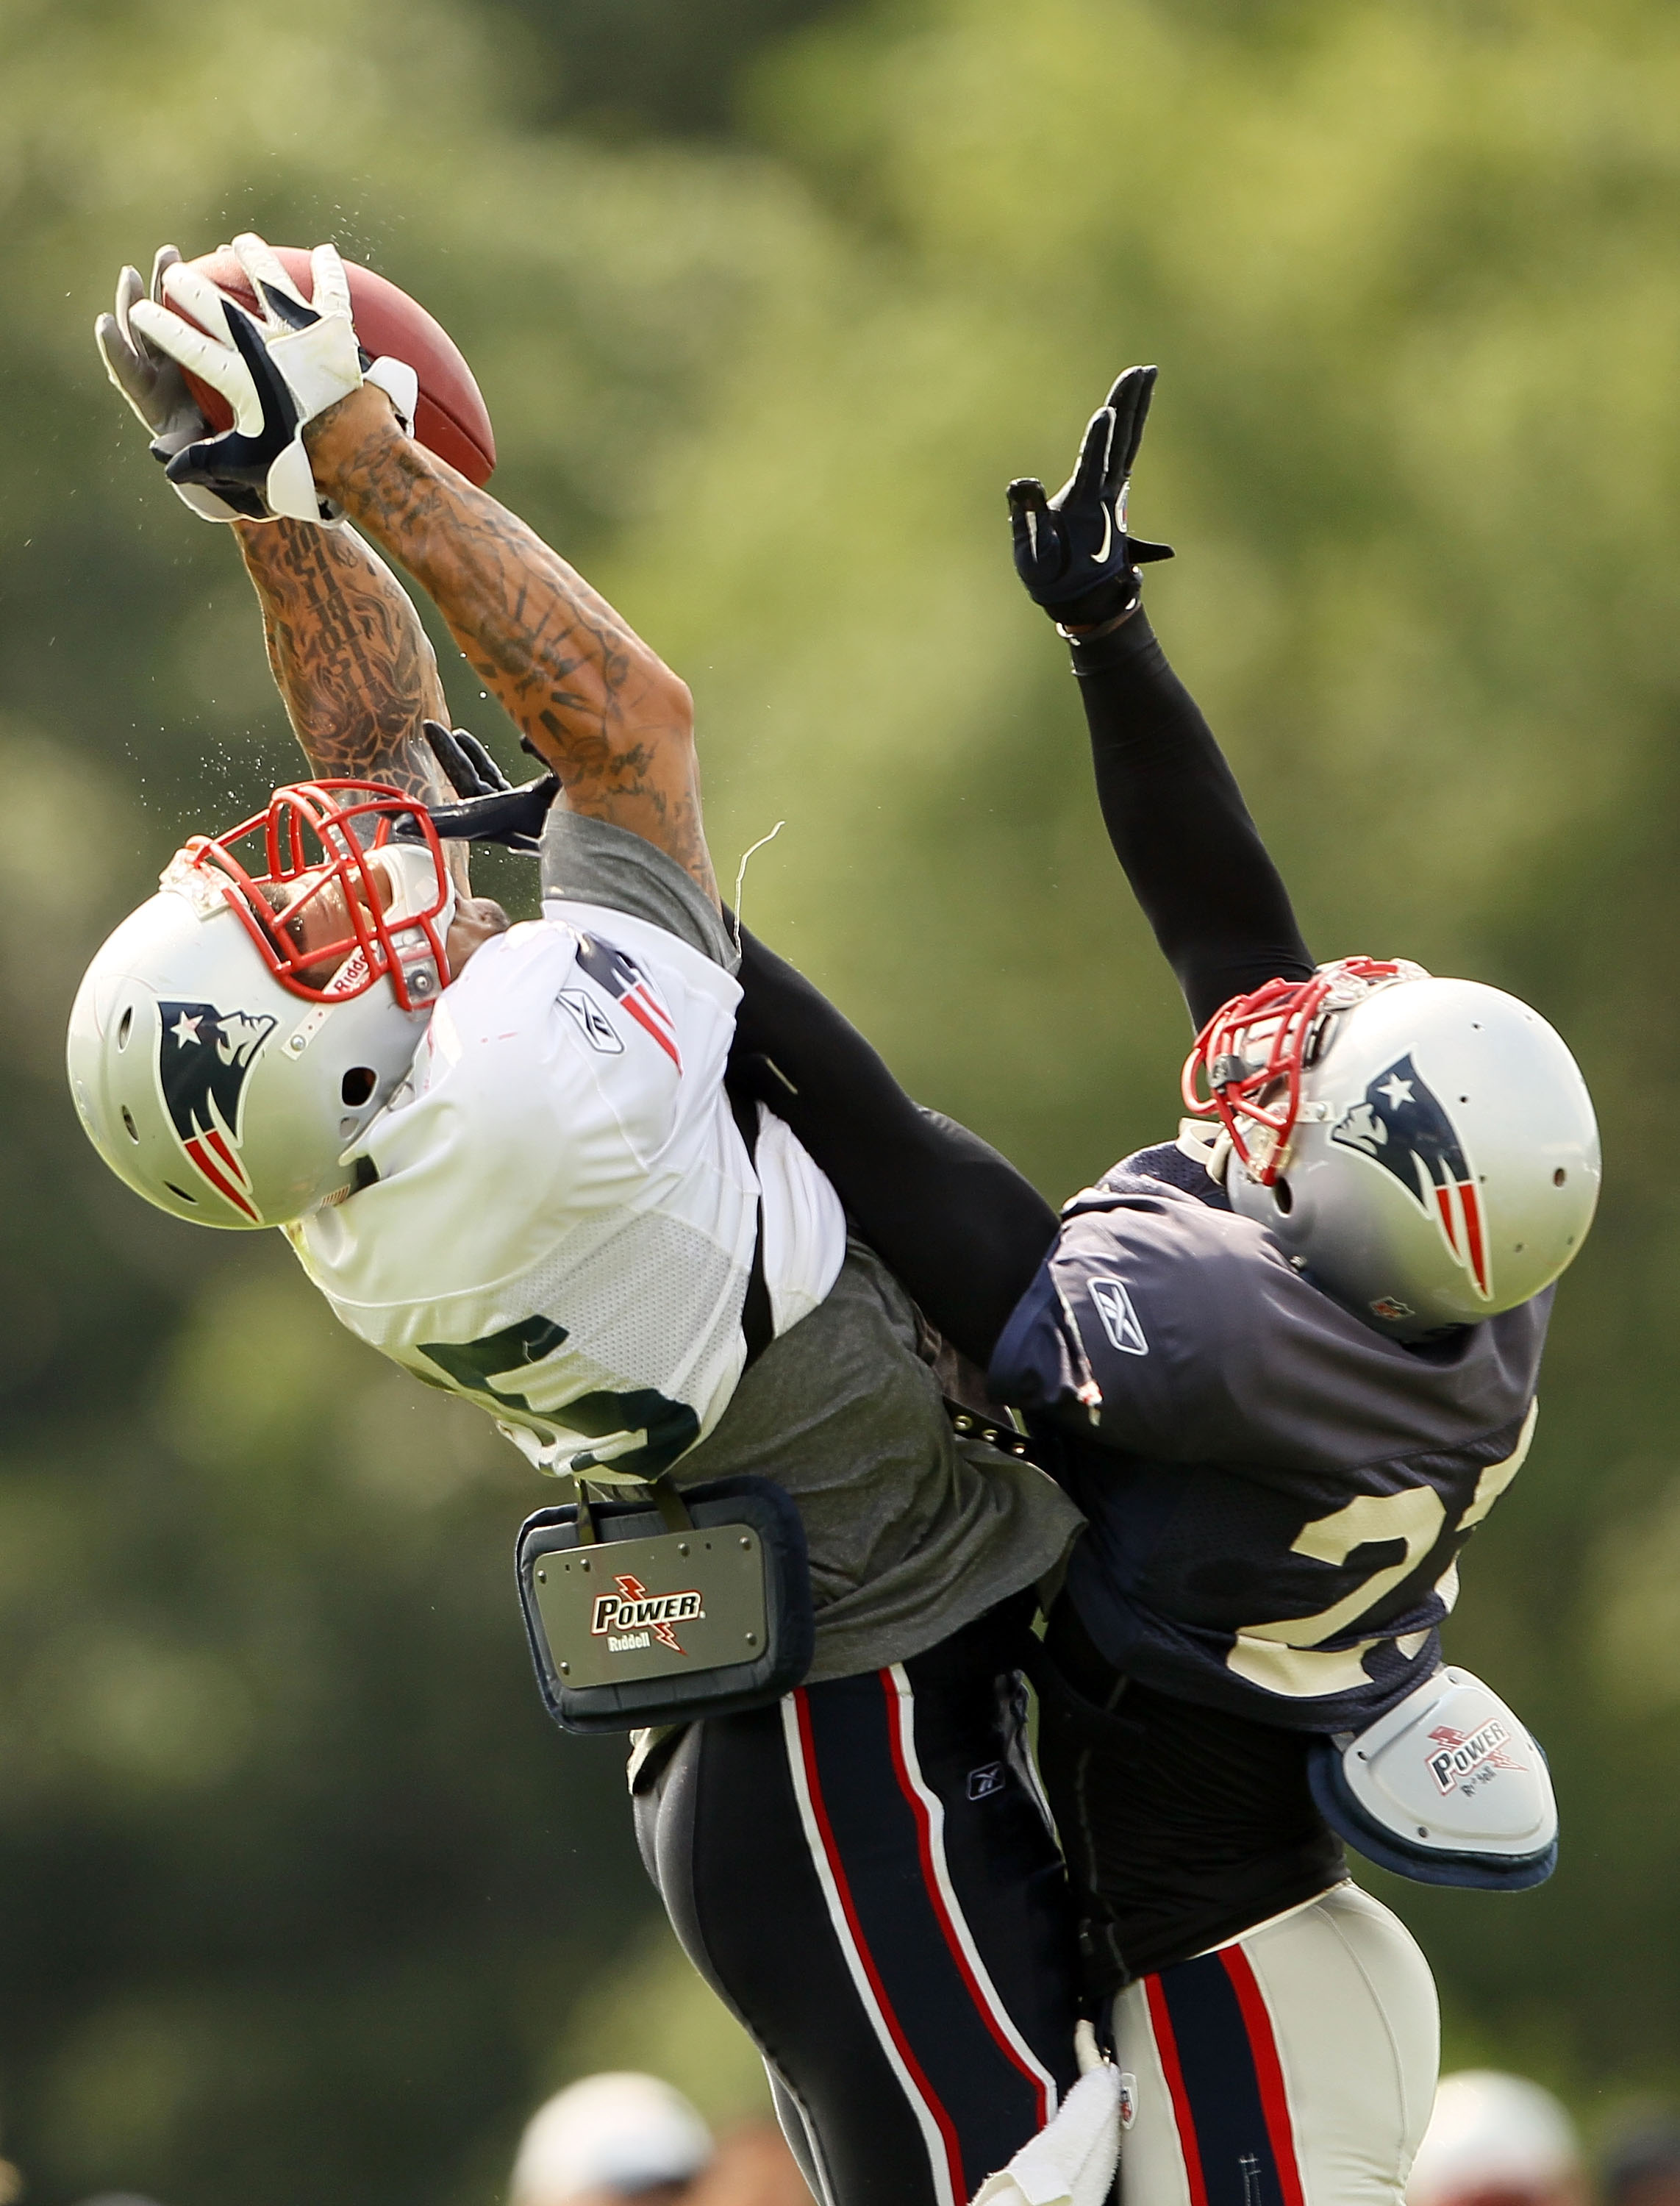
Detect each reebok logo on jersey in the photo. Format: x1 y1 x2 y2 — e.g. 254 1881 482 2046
573 934 681 1070
1090 1277 1148 1356
557 987 623 1054
155 1001 276 1221
591 1573 703 1655
966 1762 1005 1801
1427 1716 1520 1795
1331 1053 1491 1299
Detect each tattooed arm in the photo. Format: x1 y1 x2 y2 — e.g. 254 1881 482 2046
304 385 715 905
232 513 475 888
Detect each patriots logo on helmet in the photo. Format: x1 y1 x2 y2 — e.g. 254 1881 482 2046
156 1001 276 1221
573 934 681 1070
1330 1053 1490 1298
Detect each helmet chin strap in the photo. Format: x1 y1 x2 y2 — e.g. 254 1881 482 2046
1174 1116 1235 1185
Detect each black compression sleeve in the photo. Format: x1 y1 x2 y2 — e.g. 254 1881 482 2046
728 927 1057 1369
1068 610 1314 1030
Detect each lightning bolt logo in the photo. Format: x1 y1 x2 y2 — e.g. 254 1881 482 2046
614 1573 684 1654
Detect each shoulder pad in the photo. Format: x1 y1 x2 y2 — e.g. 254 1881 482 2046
1308 1664 1556 1889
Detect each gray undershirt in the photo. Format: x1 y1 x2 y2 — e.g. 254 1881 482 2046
540 810 1083 1681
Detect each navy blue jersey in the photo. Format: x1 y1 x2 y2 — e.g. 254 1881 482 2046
991 1143 1550 1732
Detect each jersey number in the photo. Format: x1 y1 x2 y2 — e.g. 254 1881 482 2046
1224 1401 1537 1699
412 1316 700 1477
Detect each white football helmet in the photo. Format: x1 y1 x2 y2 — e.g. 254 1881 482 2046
67 781 454 1229
1406 2071 1582 2206
510 2074 713 2206
1183 958 1599 1334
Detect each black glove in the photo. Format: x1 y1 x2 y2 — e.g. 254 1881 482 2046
412 721 560 854
1006 366 1173 629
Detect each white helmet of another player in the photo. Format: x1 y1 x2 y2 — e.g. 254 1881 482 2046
1183 959 1599 1335
510 2074 713 2206
67 781 454 1229
1406 2070 1584 2206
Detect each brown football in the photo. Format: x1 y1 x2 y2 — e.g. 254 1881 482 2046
170 245 496 486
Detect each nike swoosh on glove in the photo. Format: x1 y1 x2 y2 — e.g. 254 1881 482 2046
130 235 416 523
129 276 330 523
1007 365 1173 629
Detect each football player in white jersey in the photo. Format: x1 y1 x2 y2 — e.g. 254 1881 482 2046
76 239 1090 2206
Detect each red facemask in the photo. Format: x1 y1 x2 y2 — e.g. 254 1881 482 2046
1181 958 1412 1186
179 780 452 1012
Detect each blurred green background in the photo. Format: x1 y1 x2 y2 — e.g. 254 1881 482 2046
2 0 1677 2196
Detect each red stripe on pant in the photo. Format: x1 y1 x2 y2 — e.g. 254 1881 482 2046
1218 1946 1306 2206
878 1671 1053 2128
1144 1974 1211 2206
792 1688 968 2205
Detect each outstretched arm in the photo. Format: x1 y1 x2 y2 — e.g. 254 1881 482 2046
232 515 473 890
731 930 1056 1368
1010 368 1313 1028
307 386 715 904
127 238 711 902
95 257 469 865
235 516 452 793
1067 611 1314 1029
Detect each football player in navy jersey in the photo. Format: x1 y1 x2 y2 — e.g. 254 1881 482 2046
727 369 1599 2206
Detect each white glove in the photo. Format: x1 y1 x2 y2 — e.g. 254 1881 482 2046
179 235 417 436
93 247 254 523
968 2025 1121 2206
128 235 417 524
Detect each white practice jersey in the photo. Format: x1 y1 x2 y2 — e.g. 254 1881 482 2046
287 900 848 1478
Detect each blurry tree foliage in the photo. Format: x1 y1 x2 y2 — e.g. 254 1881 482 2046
477 0 853 137
4 0 1680 2197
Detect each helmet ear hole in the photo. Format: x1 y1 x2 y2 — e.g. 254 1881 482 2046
340 1065 378 1107
120 1104 140 1144
1273 1176 1294 1215
116 1005 133 1049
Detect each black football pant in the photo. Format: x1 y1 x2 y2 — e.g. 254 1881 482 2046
634 1604 1084 2206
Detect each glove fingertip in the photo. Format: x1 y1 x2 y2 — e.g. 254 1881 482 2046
1072 407 1116 498
457 729 506 788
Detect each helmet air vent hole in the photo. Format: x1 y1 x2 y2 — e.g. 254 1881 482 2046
163 1181 198 1204
341 1066 378 1107
120 1105 139 1143
1273 1177 1294 1215
117 1006 133 1049
1554 1167 1568 1186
